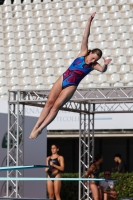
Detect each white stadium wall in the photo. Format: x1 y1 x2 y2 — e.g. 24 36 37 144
0 0 133 100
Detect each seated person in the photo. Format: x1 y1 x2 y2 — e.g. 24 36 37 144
99 170 117 200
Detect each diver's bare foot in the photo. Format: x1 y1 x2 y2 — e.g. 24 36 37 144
29 125 39 138
29 128 42 139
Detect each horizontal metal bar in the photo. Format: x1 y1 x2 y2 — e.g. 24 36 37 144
0 177 117 181
90 111 133 113
8 103 133 114
8 99 133 103
8 86 133 92
47 134 133 138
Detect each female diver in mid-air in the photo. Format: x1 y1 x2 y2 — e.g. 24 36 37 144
29 12 112 139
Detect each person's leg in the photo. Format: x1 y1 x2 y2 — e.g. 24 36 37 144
99 187 103 200
103 193 108 200
90 183 100 200
54 175 61 200
29 85 76 138
47 180 54 199
29 76 63 135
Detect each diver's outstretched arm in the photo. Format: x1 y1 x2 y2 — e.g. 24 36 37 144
79 12 96 56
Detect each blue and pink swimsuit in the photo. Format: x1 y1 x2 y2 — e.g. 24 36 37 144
62 56 93 89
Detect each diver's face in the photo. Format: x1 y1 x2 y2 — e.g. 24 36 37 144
51 145 58 154
88 52 99 63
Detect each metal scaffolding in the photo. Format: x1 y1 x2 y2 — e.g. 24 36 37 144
7 91 25 197
7 87 133 199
